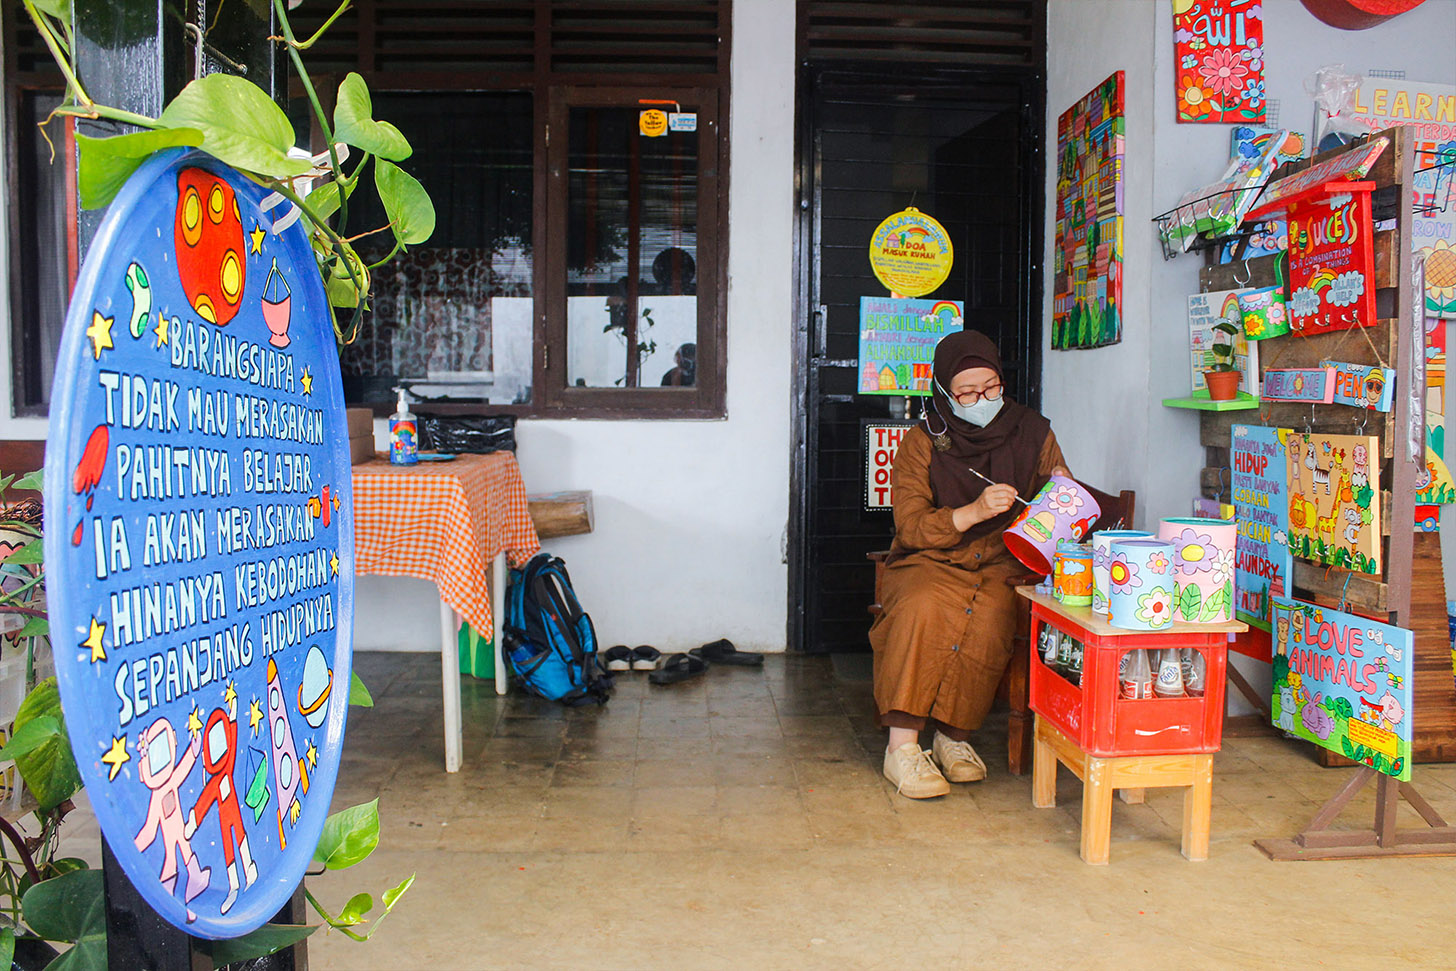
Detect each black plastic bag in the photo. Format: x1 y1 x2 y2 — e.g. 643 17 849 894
418 415 517 454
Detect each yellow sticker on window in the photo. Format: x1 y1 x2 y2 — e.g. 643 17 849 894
639 109 668 137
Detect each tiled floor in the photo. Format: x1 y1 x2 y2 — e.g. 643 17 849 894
289 652 1456 968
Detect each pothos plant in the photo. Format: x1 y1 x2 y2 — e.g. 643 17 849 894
2 0 431 964
23 0 436 346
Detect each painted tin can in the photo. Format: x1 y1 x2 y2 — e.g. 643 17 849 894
1052 542 1094 607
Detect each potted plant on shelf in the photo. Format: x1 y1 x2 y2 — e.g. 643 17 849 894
1204 321 1242 401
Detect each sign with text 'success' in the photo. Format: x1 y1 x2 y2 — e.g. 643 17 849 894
44 149 354 938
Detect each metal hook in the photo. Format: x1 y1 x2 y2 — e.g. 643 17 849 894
184 22 248 78
1233 259 1252 287
1356 412 1368 437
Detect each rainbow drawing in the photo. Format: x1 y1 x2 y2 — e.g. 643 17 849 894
1307 268 1337 293
929 300 961 320
1219 293 1242 321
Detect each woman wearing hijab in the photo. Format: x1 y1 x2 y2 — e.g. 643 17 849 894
869 330 1068 798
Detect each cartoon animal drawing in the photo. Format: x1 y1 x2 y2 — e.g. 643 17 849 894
1335 467 1353 505
1375 690 1405 731
1288 437 1304 490
1307 448 1332 495
1342 507 1363 545
134 718 211 916
1351 444 1369 489
1301 693 1335 740
1288 492 1316 530
1316 506 1340 542
1275 614 1290 656
1277 684 1297 733
185 708 257 915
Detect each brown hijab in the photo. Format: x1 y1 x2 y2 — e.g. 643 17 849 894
922 330 1051 543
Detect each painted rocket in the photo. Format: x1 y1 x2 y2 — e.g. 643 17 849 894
265 657 309 848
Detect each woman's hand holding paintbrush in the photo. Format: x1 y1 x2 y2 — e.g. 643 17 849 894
952 466 1025 531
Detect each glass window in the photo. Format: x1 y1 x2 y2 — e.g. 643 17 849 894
338 92 535 408
564 104 699 390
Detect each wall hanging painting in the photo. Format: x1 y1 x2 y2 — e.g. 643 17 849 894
1188 288 1259 395
1052 72 1124 351
41 149 355 937
1261 367 1335 403
1324 360 1395 411
1335 79 1456 319
863 420 917 510
1173 0 1265 124
1157 517 1237 624
868 208 954 298
1417 309 1455 508
857 297 962 395
1271 596 1413 781
1283 432 1382 574
1231 425 1293 631
1287 184 1377 335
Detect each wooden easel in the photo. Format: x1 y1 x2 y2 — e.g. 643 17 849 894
1197 127 1456 860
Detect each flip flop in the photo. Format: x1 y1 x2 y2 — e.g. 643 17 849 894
602 645 634 673
648 652 708 685
690 638 763 667
631 645 663 671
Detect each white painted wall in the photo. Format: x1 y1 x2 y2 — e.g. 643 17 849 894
351 0 798 653
1045 0 1456 709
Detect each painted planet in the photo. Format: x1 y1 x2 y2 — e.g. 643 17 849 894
298 644 333 729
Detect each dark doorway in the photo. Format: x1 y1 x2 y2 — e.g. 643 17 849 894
789 64 1044 654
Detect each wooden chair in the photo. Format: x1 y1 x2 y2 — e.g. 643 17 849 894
867 483 1134 775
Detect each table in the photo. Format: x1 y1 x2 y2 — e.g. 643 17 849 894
1017 587 1245 864
353 452 541 771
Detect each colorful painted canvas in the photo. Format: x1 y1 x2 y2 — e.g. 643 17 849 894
1288 186 1377 335
1283 432 1382 574
1052 72 1123 351
1173 0 1265 124
1231 425 1292 631
1187 288 1259 395
1261 368 1334 404
857 297 963 395
1271 597 1413 781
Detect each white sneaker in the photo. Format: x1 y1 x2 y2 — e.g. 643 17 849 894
932 732 987 783
883 742 951 799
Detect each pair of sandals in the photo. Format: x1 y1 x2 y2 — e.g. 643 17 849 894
648 639 763 685
601 645 663 673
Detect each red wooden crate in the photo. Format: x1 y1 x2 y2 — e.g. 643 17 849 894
1028 599 1230 758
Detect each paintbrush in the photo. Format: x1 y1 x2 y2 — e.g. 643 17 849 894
965 465 1032 507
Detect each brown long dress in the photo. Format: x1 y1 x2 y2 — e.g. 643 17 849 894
868 425 1067 740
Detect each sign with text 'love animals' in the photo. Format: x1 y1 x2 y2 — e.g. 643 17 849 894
44 149 354 938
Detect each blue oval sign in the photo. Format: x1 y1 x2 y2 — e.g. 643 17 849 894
44 148 354 938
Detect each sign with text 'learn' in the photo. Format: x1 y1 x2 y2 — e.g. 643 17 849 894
44 149 354 938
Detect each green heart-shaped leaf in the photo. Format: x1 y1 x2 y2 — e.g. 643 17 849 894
13 679 82 811
334 74 412 161
159 75 311 179
349 672 374 708
76 128 204 209
204 923 317 968
374 160 435 247
313 798 380 869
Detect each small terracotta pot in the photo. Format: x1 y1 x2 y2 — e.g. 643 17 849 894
1204 369 1241 401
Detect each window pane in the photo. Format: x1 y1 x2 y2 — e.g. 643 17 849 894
566 105 698 389
339 92 534 406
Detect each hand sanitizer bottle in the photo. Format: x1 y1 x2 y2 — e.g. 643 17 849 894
389 386 418 465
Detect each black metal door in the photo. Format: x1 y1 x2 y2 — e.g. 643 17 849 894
790 64 1044 654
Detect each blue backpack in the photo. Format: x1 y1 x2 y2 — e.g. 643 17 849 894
502 552 612 705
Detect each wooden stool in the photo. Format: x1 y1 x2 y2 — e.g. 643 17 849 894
1032 714 1213 865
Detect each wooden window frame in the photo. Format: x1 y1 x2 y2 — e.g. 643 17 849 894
540 84 723 418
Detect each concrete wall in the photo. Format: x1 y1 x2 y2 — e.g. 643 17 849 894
1045 0 1456 708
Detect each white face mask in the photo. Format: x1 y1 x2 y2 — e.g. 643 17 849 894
936 379 1005 427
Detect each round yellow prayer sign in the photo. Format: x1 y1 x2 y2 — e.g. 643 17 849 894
868 208 953 297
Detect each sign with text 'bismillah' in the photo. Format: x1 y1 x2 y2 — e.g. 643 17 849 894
44 148 354 938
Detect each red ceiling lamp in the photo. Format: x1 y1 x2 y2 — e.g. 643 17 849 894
1300 0 1428 30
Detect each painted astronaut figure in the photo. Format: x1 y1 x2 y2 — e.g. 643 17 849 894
134 717 210 910
185 707 258 914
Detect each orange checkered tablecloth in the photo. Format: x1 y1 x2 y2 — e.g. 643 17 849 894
352 451 541 639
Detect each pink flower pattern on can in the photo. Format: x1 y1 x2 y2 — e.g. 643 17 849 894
1046 483 1085 517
